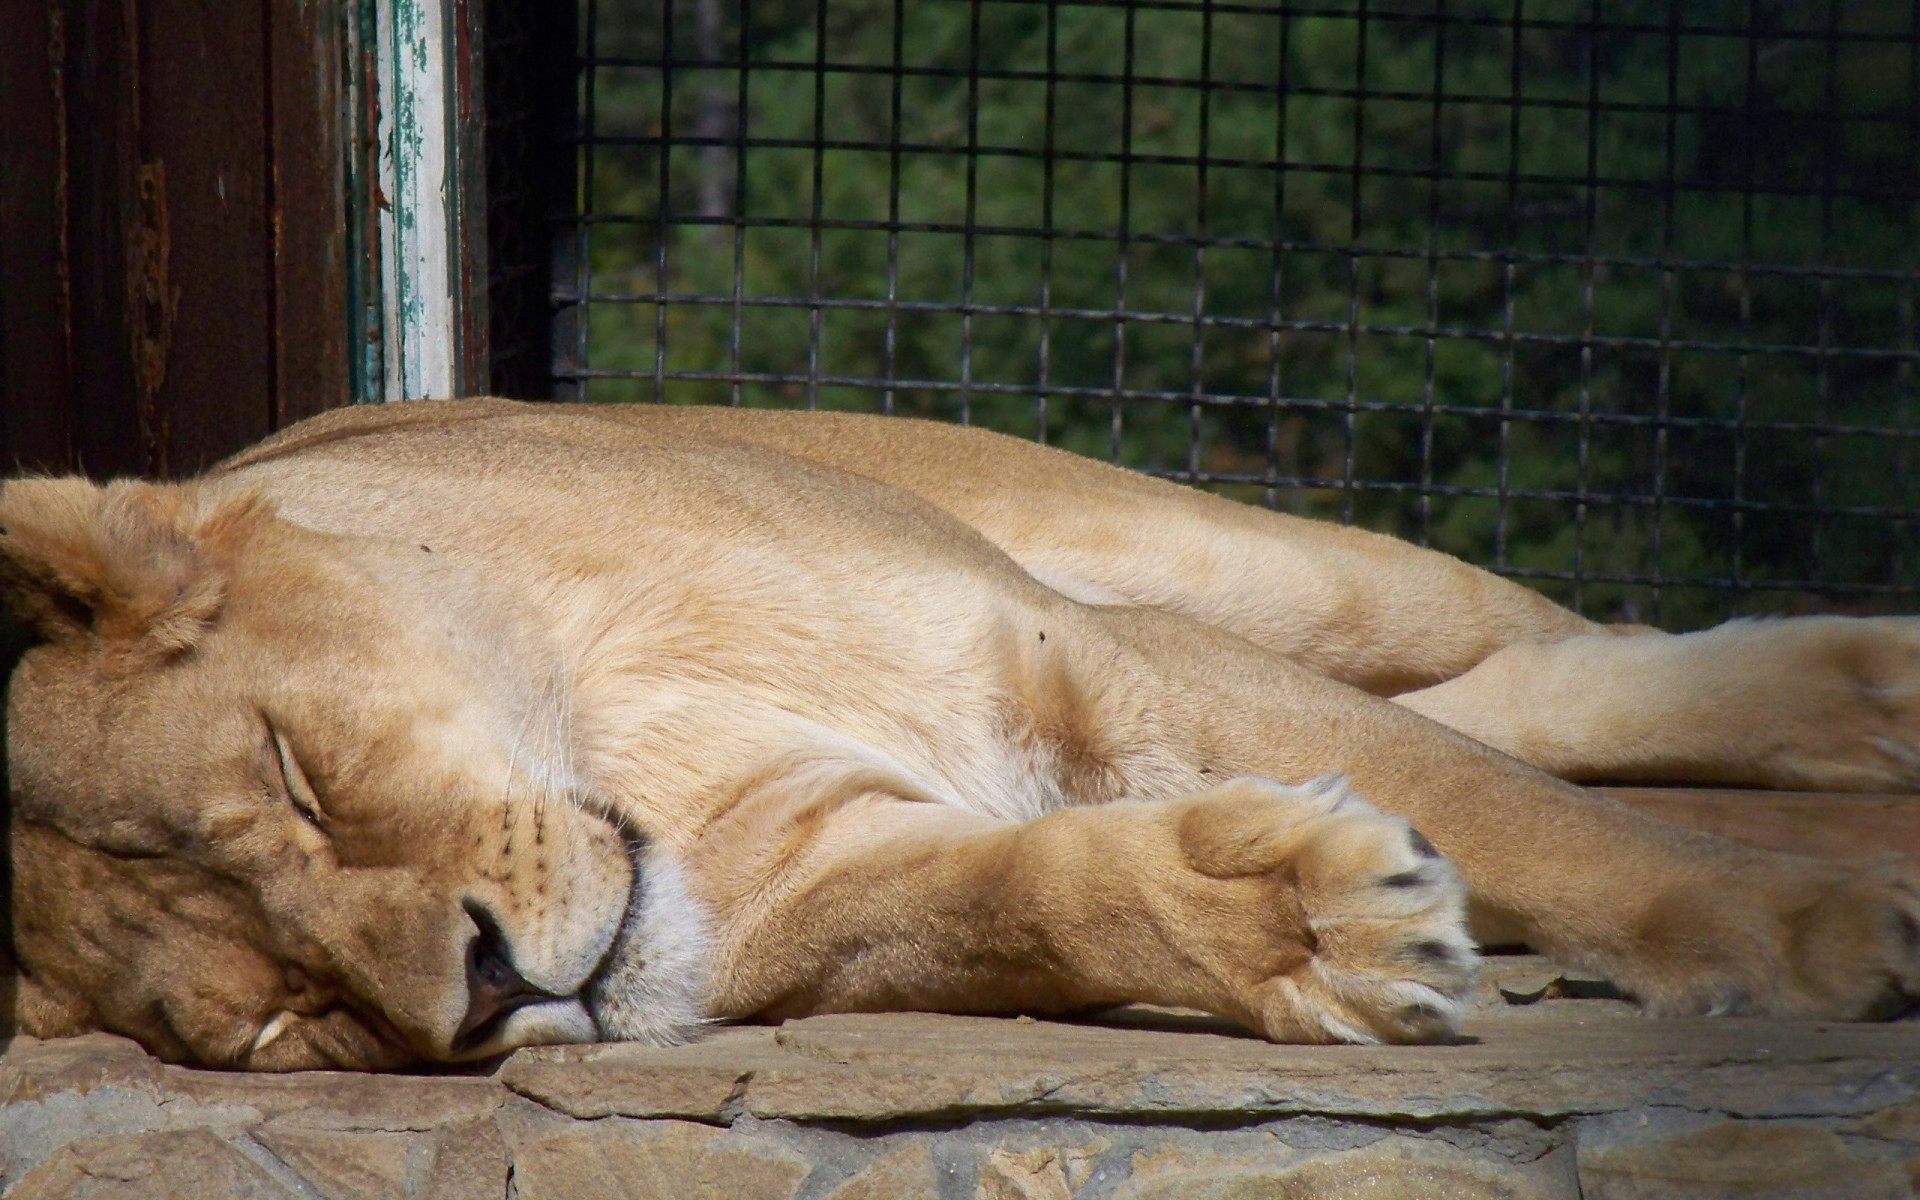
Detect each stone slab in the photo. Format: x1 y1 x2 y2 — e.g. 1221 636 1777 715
5 988 1920 1197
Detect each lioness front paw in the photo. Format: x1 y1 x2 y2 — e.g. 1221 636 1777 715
1175 776 1478 1044
1631 854 1920 1020
1776 858 1920 1019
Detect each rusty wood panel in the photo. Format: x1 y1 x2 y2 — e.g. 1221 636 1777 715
61 0 143 478
132 0 273 475
0 0 75 473
268 0 353 427
6 0 349 477
1607 788 1920 863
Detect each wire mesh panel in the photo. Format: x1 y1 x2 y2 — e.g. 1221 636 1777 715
538 0 1920 627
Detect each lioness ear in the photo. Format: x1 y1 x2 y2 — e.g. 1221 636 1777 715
0 477 266 661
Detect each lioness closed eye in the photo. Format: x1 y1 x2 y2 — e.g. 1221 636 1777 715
4 399 1919 1070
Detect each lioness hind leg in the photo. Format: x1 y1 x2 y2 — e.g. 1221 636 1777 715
702 777 1476 1044
1394 615 1920 791
982 492 1609 697
662 406 1614 693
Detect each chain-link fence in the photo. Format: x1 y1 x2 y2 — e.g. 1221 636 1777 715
489 0 1920 628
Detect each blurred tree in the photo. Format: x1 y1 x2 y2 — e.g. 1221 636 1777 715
572 0 1918 627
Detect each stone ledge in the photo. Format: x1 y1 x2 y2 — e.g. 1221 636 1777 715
5 957 1920 1198
497 1008 1920 1125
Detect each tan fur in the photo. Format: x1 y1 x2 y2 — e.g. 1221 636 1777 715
3 398 1918 1070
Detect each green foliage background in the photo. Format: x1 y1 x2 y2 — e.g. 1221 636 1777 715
569 0 1918 627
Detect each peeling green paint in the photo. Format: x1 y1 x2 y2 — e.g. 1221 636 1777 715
345 0 461 402
343 0 386 403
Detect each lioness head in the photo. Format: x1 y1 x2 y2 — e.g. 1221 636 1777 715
0 476 695 1069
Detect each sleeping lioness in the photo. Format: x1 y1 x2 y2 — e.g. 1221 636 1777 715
3 398 1918 1070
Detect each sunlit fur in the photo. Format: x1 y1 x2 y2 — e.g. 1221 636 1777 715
3 399 1918 1070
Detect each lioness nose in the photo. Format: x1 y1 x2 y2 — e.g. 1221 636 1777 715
453 900 551 1051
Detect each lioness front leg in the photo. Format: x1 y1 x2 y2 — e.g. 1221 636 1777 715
1089 605 1920 1020
696 779 1475 1043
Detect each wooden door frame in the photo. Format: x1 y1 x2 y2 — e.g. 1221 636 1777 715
0 0 493 478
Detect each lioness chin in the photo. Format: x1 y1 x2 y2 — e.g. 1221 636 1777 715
3 399 1918 1070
